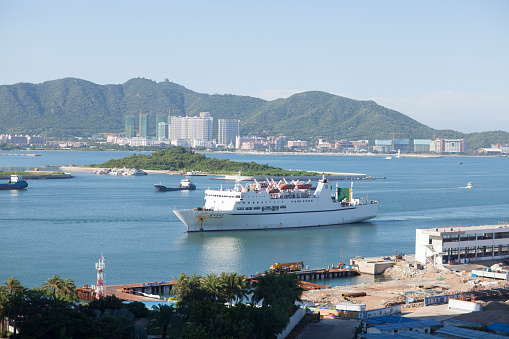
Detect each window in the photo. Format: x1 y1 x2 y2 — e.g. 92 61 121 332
236 207 244 210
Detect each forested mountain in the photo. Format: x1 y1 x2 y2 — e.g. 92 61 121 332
0 77 507 149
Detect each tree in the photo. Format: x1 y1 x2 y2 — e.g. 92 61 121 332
0 290 26 335
220 272 249 306
201 273 226 302
3 277 23 295
60 277 78 301
172 273 202 303
148 304 181 339
251 271 303 316
42 275 63 299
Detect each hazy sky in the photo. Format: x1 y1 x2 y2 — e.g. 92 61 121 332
1 1 508 133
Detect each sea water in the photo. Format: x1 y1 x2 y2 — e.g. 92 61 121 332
1 150 508 288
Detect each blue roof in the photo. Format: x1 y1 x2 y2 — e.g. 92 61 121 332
366 315 416 324
373 320 442 331
435 326 508 339
361 332 436 339
488 322 509 333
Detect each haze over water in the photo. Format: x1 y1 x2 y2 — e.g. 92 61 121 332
1 151 508 288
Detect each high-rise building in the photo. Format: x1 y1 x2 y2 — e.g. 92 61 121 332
156 114 168 140
157 122 168 140
218 119 240 146
139 114 149 137
125 116 136 138
169 112 213 142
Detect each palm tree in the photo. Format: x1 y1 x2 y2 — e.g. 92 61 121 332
149 304 180 339
251 271 303 316
220 272 250 306
201 273 226 301
172 273 202 302
60 278 77 301
4 277 23 295
42 275 64 299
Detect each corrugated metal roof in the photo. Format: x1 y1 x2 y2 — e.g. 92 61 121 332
435 326 507 338
367 315 415 324
374 320 441 331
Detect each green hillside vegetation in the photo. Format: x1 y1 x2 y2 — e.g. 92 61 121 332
1 77 508 150
90 147 320 176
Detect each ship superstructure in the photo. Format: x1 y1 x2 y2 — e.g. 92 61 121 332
173 175 378 232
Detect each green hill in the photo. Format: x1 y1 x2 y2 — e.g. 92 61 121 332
1 77 508 149
90 147 319 176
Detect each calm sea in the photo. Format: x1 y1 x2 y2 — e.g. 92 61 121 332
1 150 508 288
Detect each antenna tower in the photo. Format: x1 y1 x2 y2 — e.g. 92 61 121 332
95 254 105 299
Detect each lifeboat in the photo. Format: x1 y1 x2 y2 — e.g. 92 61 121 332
279 183 295 190
268 188 280 194
297 181 312 189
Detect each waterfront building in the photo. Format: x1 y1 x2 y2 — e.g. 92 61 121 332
393 139 411 152
235 135 265 149
287 140 309 149
125 116 136 138
351 140 369 152
130 137 151 147
373 140 392 153
0 134 47 146
218 119 240 146
275 136 286 150
157 122 168 140
415 224 509 265
414 139 432 152
139 114 149 138
430 138 466 153
169 112 213 143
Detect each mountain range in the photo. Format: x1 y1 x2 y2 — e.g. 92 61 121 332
0 77 507 150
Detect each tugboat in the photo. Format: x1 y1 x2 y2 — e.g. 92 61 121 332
0 175 28 190
155 177 196 192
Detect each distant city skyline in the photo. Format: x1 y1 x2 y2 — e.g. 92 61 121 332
1 1 507 133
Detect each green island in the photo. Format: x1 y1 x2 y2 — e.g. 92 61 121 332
90 147 320 176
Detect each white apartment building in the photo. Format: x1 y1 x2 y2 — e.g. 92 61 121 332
430 138 466 153
416 224 509 265
169 112 213 142
218 119 240 146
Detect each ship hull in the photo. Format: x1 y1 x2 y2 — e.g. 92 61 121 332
0 182 28 190
173 203 377 232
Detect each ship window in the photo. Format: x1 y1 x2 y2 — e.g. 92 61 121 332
236 207 244 210
246 207 253 210
281 206 286 209
254 207 260 210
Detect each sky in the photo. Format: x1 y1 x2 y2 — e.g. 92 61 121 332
1 0 508 133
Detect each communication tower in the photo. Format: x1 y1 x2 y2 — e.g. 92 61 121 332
95 254 105 299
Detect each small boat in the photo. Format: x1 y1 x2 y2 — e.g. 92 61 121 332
185 171 206 176
296 180 313 190
124 168 147 176
0 175 28 190
459 162 463 165
385 156 392 160
466 182 474 189
155 178 196 191
279 179 295 190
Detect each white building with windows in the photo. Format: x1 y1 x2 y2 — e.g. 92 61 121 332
169 112 213 144
416 224 509 265
218 119 240 146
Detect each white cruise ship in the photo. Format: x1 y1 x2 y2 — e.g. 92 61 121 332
173 176 378 232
